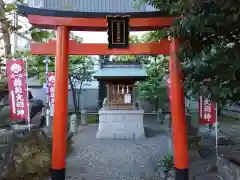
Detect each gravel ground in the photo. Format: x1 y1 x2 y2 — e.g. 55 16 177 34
66 124 172 180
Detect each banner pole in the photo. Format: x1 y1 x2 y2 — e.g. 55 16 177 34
45 56 50 126
199 96 202 119
24 57 31 131
215 103 218 167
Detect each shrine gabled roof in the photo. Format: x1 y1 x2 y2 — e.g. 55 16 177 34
17 4 176 31
17 5 172 18
93 64 147 80
24 0 163 14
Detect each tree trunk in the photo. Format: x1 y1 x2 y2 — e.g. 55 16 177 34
155 97 159 111
217 105 222 116
0 0 12 92
68 75 78 115
77 81 83 113
0 0 12 60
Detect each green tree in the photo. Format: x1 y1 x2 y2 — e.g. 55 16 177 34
137 55 169 111
20 52 93 115
0 0 21 91
114 34 150 64
143 0 240 107
0 0 22 59
0 0 51 57
17 31 93 115
69 55 93 114
0 0 51 92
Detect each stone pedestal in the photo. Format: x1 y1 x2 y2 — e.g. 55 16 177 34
186 114 198 136
186 114 201 150
96 109 145 139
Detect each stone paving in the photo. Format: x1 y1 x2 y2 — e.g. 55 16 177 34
64 117 229 180
65 123 172 180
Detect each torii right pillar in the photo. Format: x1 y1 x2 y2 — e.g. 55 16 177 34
169 38 189 180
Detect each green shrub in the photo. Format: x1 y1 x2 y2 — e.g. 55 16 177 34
87 114 98 124
157 153 174 171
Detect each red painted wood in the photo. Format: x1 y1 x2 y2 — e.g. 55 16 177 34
30 40 171 55
28 15 177 31
52 26 69 169
169 38 189 169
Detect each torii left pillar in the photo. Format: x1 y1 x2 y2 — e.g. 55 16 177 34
51 26 69 180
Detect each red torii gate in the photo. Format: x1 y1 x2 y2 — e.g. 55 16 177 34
18 5 188 180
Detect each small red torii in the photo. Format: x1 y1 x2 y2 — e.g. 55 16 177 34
17 5 188 180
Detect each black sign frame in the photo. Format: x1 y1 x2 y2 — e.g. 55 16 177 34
107 16 130 49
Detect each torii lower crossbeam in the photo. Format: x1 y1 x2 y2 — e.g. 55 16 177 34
30 40 171 55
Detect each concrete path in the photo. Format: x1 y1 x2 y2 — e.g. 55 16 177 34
66 124 172 180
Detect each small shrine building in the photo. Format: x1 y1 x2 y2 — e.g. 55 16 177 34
93 61 147 139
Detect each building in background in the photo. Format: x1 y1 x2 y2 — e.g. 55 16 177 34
0 0 101 111
0 4 31 64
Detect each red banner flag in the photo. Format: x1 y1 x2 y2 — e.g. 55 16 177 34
47 72 55 116
199 96 216 125
7 60 29 120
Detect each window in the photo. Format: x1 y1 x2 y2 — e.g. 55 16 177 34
16 36 29 50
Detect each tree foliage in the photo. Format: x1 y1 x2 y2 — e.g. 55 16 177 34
110 33 170 110
69 55 94 114
0 0 25 91
16 31 93 115
143 0 240 106
0 0 51 56
114 34 150 64
137 55 169 111
0 0 51 92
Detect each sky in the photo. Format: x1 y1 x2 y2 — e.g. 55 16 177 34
74 31 145 43
2 0 146 43
4 0 16 3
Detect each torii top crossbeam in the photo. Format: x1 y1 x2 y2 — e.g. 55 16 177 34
17 5 177 55
18 5 176 31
